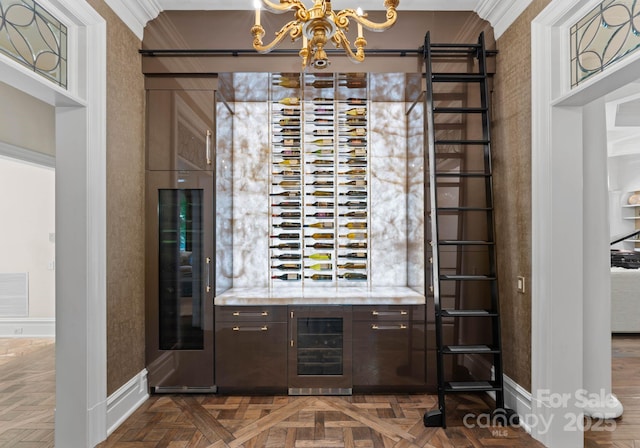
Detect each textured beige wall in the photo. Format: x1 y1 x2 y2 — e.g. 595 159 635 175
0 81 55 155
492 0 551 391
85 0 146 396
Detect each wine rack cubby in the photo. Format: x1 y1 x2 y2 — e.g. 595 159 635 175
269 73 370 287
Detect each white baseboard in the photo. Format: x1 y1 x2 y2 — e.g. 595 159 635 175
502 374 533 433
0 318 55 337
106 369 149 436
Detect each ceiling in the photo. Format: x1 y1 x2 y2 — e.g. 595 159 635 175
607 81 640 157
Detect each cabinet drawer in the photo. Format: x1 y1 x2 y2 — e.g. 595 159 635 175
215 305 287 322
353 305 425 322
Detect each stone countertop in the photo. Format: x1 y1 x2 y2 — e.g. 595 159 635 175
214 286 425 305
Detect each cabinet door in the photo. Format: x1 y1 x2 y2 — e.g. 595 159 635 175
147 90 214 171
353 320 426 389
215 321 287 392
145 170 215 390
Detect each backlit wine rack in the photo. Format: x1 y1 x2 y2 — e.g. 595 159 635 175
269 73 370 286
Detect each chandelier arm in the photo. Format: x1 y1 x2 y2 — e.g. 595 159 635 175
332 31 365 63
253 21 302 54
261 0 304 14
334 8 398 32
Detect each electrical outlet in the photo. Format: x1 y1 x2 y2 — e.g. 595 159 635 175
517 276 526 294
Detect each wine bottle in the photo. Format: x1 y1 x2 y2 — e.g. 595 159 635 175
340 179 366 187
273 211 301 219
281 108 300 116
305 274 333 281
272 273 302 281
273 222 301 229
270 233 300 240
313 97 333 104
339 211 367 218
306 242 334 249
343 107 366 116
337 262 366 270
344 127 367 136
340 149 367 157
272 180 301 187
272 170 301 177
305 253 332 260
341 139 366 148
339 191 367 197
306 201 334 208
304 222 334 229
271 253 302 260
345 117 367 126
271 263 301 270
310 170 334 176
306 191 333 197
276 128 300 136
307 160 333 166
278 118 301 126
306 263 332 271
347 97 366 105
275 150 301 158
306 180 333 187
309 118 333 126
339 201 366 208
307 233 334 240
339 242 367 249
338 272 367 280
271 201 301 208
341 222 366 229
270 242 301 249
312 129 333 136
313 107 334 115
340 169 366 176
338 252 367 259
308 149 334 155
275 159 300 166
344 158 367 165
274 77 300 88
306 212 334 219
278 97 300 106
309 138 334 146
275 139 300 147
306 79 334 89
270 191 300 197
339 232 367 240
340 79 366 89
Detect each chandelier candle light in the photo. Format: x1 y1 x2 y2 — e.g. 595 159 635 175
251 0 400 69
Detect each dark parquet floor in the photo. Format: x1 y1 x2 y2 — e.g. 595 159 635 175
1 336 638 447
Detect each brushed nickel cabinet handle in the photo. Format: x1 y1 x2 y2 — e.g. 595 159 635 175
206 130 212 165
371 324 408 330
371 310 408 316
231 311 269 317
231 326 268 332
205 257 211 292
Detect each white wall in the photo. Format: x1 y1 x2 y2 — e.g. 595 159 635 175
0 156 55 318
608 154 640 247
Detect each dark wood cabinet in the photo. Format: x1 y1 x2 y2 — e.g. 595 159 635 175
353 305 427 392
215 306 288 393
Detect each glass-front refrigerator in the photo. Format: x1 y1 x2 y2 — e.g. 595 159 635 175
145 170 215 392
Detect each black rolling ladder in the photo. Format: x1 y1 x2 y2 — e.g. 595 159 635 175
421 31 517 428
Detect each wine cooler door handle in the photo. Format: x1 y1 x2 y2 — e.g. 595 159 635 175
205 257 211 293
371 324 408 330
232 326 268 332
205 130 212 165
371 310 408 316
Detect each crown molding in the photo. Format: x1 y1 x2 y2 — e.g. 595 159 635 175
475 0 534 39
104 0 162 40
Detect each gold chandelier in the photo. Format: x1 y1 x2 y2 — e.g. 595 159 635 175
251 0 400 69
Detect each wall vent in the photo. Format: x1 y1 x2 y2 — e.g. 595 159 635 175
0 273 29 317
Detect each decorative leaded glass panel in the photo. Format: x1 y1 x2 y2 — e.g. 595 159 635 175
0 0 67 88
571 0 640 87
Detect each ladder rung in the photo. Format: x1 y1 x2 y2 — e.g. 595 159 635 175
443 345 499 354
432 73 485 82
431 43 482 49
441 309 498 317
436 207 492 212
440 274 496 281
433 107 487 114
434 152 463 158
435 172 491 178
438 240 494 245
445 381 501 392
435 139 490 145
